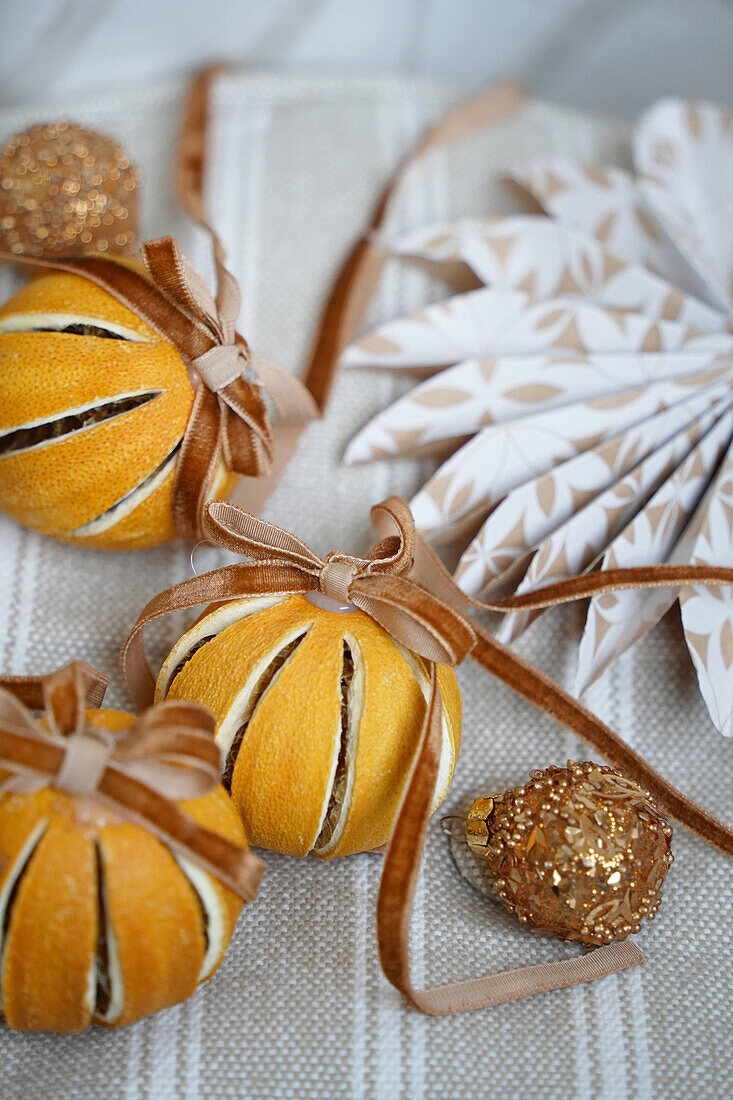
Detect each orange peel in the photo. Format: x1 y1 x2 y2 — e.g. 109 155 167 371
0 708 246 1032
157 594 462 859
0 268 234 550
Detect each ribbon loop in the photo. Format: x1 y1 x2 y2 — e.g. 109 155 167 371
193 344 249 393
369 496 417 574
203 500 325 571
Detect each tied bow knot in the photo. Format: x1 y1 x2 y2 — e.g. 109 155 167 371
0 661 220 802
53 725 114 800
197 497 477 669
0 661 263 902
192 340 253 394
318 554 362 604
152 240 254 396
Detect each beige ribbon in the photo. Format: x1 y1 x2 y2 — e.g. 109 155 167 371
0 661 263 901
175 67 323 523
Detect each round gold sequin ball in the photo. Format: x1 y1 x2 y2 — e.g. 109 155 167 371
466 761 673 946
0 120 140 258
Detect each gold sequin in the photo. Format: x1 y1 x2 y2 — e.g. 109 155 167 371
466 761 673 946
0 121 139 258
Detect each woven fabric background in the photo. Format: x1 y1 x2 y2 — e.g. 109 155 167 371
0 71 730 1100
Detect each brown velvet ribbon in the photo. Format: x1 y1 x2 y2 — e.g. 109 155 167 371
177 66 524 417
0 660 263 902
122 497 733 1014
176 65 324 520
298 79 525 406
0 238 318 541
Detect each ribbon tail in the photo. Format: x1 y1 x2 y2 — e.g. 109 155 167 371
224 359 319 518
122 561 317 710
220 381 273 477
98 769 263 902
173 386 223 543
176 62 229 266
251 357 319 425
400 517 733 855
376 665 642 1015
470 623 733 858
481 563 733 612
299 82 524 414
175 64 321 521
0 725 64 790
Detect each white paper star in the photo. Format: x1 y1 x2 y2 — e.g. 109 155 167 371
343 97 733 735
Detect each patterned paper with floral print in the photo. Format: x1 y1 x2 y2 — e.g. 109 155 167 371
343 97 733 735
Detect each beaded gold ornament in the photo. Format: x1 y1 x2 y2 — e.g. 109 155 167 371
0 121 139 257
459 761 673 946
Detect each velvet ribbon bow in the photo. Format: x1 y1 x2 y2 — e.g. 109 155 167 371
0 238 318 541
122 497 733 1015
0 660 263 902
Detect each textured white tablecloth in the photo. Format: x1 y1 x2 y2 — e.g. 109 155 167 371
0 70 730 1100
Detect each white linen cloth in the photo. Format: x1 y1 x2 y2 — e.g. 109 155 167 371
0 70 729 1100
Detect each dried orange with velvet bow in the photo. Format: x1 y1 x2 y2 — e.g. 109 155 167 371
0 237 316 549
156 597 462 859
125 500 463 859
0 661 262 1033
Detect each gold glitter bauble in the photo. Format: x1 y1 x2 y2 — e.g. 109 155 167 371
466 761 673 946
0 120 140 258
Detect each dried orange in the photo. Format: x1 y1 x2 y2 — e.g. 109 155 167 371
157 593 462 859
0 268 231 549
0 707 246 1032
